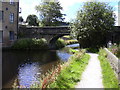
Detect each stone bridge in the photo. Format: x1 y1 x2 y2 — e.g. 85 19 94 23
18 25 71 45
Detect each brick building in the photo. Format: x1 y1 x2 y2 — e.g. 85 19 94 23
0 0 19 47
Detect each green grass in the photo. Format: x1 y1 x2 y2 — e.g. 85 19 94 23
60 47 79 54
48 52 90 88
98 49 119 89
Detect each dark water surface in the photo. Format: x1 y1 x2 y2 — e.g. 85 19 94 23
2 49 71 88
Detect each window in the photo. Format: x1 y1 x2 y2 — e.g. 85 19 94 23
10 0 14 5
9 13 14 23
9 31 14 40
0 11 4 21
0 31 3 43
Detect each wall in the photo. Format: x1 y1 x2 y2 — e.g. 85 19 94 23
1 2 19 47
104 48 120 82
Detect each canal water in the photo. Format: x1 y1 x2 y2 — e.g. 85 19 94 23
2 43 79 88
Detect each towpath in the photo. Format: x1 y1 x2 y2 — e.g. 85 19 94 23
75 53 104 88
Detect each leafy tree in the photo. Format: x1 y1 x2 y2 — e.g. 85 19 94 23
26 14 39 26
19 16 24 22
35 1 65 26
71 2 115 48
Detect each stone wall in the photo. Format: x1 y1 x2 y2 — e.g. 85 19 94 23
104 48 120 82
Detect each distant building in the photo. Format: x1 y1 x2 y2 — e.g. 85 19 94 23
0 0 19 47
118 1 120 26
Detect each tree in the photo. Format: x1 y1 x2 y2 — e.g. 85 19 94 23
35 1 65 26
26 14 39 26
71 2 115 48
19 16 24 22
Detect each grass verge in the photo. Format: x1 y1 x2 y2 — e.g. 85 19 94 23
98 48 119 88
48 52 90 88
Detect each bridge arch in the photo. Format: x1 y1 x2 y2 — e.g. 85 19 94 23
49 34 69 48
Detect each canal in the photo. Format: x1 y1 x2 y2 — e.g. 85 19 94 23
2 43 79 88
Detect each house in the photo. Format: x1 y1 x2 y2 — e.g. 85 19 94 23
0 0 19 47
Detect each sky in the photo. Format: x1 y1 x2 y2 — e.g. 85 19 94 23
19 0 120 26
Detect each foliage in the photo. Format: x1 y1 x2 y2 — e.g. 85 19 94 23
71 2 115 48
65 39 78 45
48 53 90 88
12 38 48 50
26 14 39 26
62 35 78 45
55 38 66 49
61 47 79 54
86 48 99 53
109 44 120 59
19 16 24 22
30 49 89 88
35 1 65 26
98 49 118 88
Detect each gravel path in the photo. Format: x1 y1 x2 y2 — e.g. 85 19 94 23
75 53 104 88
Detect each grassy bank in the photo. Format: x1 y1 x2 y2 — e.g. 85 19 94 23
98 49 118 88
48 51 90 88
62 35 78 45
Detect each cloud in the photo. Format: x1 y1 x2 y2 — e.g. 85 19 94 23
114 11 118 26
19 0 119 23
19 0 39 20
59 0 91 11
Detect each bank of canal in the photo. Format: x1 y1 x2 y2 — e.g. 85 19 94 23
2 43 79 88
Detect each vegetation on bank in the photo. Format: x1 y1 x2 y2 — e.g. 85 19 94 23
60 47 78 54
109 44 120 59
63 35 78 45
98 49 118 88
86 48 99 53
12 38 48 50
12 38 66 50
65 39 78 45
55 38 66 49
26 49 90 88
46 51 90 88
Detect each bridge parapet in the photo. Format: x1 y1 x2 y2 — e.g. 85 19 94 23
19 26 70 35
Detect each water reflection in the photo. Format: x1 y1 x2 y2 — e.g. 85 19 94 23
57 51 71 62
3 49 71 88
18 62 40 88
67 43 79 48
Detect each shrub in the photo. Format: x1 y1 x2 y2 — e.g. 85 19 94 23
86 48 99 53
31 38 48 49
12 38 48 50
55 38 66 49
110 44 120 59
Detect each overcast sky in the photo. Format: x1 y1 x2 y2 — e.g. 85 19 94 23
19 0 119 26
